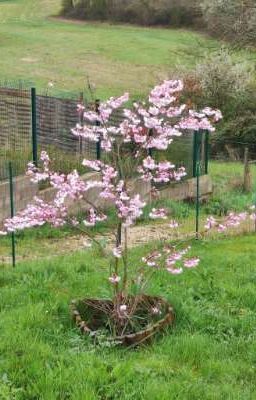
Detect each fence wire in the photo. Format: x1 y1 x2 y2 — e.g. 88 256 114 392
0 84 32 181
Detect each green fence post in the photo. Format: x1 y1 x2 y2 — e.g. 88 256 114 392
205 131 210 175
8 162 16 267
193 131 201 239
31 87 38 166
193 131 198 178
95 99 101 160
254 193 256 234
196 161 200 240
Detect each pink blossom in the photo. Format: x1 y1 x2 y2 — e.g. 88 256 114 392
184 257 200 268
113 246 122 258
101 139 112 152
83 111 101 123
205 216 217 230
143 156 156 170
169 220 179 228
82 159 103 171
218 224 227 232
77 103 85 113
4 197 67 232
201 107 223 122
149 208 168 220
83 240 92 248
149 106 160 116
70 217 79 226
83 208 107 227
142 251 161 268
167 267 183 275
167 105 186 118
109 274 121 285
71 125 99 141
119 304 127 312
151 306 161 315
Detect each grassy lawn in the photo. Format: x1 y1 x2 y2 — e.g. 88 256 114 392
0 234 255 399
0 0 254 99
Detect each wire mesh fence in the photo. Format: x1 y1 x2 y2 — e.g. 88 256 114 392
0 83 99 181
0 83 32 181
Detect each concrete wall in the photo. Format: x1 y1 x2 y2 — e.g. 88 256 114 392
0 173 212 225
159 175 213 202
0 176 38 223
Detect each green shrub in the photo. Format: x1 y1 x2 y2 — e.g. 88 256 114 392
182 48 256 158
61 0 201 27
200 0 256 47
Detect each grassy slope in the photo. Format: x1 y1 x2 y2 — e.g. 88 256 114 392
1 0 253 99
0 235 256 399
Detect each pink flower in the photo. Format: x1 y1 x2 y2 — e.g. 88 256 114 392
151 306 161 315
167 267 183 275
142 251 161 268
113 246 122 258
184 258 200 269
143 156 156 170
149 208 168 220
169 220 179 228
77 104 85 112
83 208 107 227
119 304 127 313
83 240 92 248
82 159 103 171
70 218 79 226
201 107 223 122
205 216 217 230
109 274 121 285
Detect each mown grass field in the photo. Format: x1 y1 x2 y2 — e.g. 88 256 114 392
0 234 256 399
0 0 254 99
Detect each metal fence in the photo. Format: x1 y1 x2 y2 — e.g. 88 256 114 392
0 84 32 181
0 84 98 181
0 82 210 182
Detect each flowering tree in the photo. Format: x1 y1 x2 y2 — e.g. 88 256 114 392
3 79 249 331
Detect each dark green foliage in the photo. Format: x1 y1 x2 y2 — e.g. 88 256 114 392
61 0 201 27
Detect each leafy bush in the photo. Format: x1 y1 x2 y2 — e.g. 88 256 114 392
195 48 253 110
200 0 256 47
61 0 201 27
182 48 256 157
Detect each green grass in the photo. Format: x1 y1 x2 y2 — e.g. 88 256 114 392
205 161 256 215
0 0 255 99
0 234 256 399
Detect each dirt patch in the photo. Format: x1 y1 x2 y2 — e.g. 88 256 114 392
21 57 38 63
